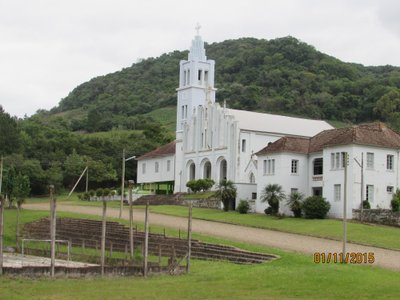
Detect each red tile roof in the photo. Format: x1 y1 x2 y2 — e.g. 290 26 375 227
256 136 310 155
136 141 176 160
256 123 400 155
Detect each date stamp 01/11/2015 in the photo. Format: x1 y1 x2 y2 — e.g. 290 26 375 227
313 252 375 264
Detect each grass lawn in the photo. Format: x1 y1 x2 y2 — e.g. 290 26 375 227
140 205 400 250
26 194 400 250
0 209 399 300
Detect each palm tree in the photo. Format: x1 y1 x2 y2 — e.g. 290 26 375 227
261 184 285 215
215 180 237 211
287 191 304 218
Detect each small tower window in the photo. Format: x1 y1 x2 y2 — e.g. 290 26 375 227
183 70 187 86
241 139 246 152
198 69 202 82
204 70 209 83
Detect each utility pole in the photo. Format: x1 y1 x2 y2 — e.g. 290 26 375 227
186 200 193 273
128 180 134 260
0 195 4 276
0 156 3 196
354 153 364 222
85 162 89 193
49 185 56 278
120 149 125 219
342 152 348 262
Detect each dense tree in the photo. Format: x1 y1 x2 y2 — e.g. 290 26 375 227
0 106 20 155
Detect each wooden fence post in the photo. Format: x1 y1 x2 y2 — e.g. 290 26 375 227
128 180 134 260
49 185 56 278
101 199 107 276
0 195 4 276
186 200 193 273
143 199 149 277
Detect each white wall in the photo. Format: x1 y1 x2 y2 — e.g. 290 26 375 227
322 145 399 218
256 152 308 214
137 154 175 184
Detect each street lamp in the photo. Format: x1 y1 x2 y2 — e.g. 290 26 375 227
119 149 136 218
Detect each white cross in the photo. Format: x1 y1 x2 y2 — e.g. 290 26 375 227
195 23 201 35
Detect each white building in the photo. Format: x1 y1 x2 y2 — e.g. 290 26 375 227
137 30 333 206
256 123 400 218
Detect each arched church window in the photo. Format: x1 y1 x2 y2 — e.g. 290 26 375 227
219 159 227 181
249 172 255 184
204 161 212 179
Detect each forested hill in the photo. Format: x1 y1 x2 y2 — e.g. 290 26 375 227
50 36 400 131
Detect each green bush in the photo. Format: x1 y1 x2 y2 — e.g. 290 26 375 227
89 190 95 197
391 189 400 212
186 180 201 193
237 200 250 214
82 192 90 201
362 200 371 209
287 192 304 218
103 188 111 196
186 179 215 193
96 188 104 197
302 196 331 219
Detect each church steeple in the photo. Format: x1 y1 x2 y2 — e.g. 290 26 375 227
176 25 216 135
188 24 207 61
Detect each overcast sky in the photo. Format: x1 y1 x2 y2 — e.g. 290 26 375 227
1 0 400 117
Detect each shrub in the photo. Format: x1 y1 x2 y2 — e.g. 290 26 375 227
302 196 331 219
287 192 304 218
391 189 400 212
103 188 111 196
186 179 215 193
82 192 90 201
96 188 104 197
260 184 285 216
362 200 371 209
237 200 250 214
186 180 201 193
89 190 95 197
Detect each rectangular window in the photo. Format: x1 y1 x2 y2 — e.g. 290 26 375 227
264 159 275 175
366 185 374 202
198 69 202 81
187 70 190 84
167 160 171 172
291 160 298 174
313 158 323 175
335 153 340 169
204 70 209 82
387 186 394 193
241 139 246 152
366 152 374 169
334 184 341 202
387 155 394 170
331 153 335 169
341 152 347 168
142 163 146 174
252 192 257 200
181 105 185 119
155 162 159 173
291 188 298 194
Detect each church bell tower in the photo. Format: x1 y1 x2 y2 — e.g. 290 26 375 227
176 24 216 139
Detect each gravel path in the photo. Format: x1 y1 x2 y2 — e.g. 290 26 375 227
24 203 400 271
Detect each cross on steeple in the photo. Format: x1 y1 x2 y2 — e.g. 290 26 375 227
195 23 201 36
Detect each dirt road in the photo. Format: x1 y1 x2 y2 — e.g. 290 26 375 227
24 203 400 271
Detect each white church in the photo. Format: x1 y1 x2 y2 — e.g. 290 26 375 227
137 30 400 218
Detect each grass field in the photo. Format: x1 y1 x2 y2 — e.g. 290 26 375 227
134 205 400 250
1 209 399 300
26 194 400 250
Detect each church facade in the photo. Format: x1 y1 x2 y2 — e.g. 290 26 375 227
137 31 333 207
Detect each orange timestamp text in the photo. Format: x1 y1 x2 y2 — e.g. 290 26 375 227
313 252 375 264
